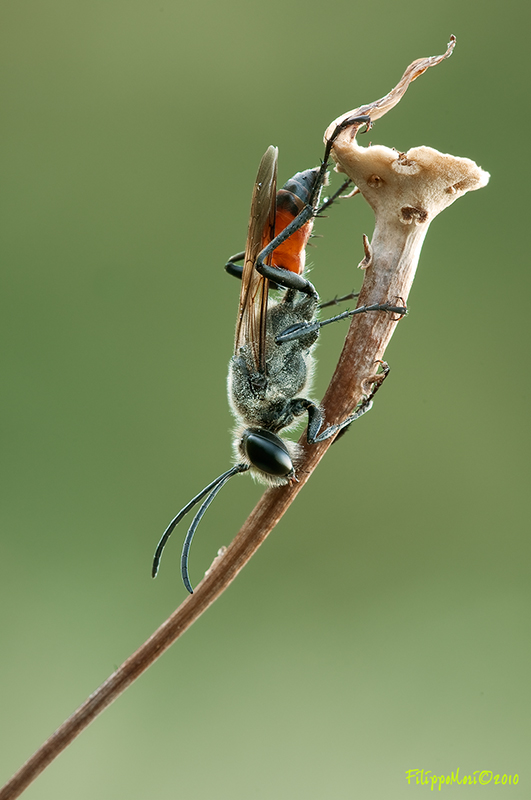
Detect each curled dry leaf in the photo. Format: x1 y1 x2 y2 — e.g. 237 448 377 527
325 36 489 275
317 36 490 427
325 35 457 137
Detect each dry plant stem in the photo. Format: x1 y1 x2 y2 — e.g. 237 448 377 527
0 37 489 800
0 487 314 800
0 203 422 800
0 325 395 800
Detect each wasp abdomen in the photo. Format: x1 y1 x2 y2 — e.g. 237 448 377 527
280 168 320 207
271 168 321 276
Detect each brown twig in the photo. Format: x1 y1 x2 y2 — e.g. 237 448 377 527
0 38 489 800
0 258 403 800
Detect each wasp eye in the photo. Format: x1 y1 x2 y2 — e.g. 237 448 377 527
241 429 293 477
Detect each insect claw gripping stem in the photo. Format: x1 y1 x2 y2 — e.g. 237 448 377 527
332 361 390 444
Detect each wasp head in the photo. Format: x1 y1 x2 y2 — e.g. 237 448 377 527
238 427 299 486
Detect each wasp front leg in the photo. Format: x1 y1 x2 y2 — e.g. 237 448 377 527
291 362 390 444
283 395 371 445
303 398 374 443
225 250 283 291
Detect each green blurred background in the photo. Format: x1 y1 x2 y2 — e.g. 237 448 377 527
1 1 529 798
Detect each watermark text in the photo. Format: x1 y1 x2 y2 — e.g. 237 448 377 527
405 768 520 791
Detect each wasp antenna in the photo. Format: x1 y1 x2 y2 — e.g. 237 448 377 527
152 464 248 579
181 464 249 593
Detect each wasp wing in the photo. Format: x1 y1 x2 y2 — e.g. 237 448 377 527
234 145 278 374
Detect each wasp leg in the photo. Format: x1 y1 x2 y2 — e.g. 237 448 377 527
225 250 245 280
254 201 320 298
275 302 407 344
309 115 371 215
319 290 360 310
324 114 372 157
225 250 282 290
254 115 372 299
285 396 372 444
253 202 319 298
256 262 319 298
333 362 391 442
315 177 354 216
291 362 390 444
304 398 374 443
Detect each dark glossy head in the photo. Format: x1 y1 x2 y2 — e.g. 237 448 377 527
241 428 294 478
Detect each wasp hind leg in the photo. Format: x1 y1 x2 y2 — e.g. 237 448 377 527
256 262 319 299
225 250 283 291
254 117 373 300
226 236 320 299
229 117 372 295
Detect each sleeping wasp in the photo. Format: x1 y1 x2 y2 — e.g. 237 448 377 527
153 118 406 591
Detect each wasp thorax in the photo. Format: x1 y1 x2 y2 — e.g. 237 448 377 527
241 428 294 477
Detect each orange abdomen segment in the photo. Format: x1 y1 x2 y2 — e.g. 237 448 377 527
266 202 314 275
272 208 313 275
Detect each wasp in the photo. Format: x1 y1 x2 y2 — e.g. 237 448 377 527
153 119 406 592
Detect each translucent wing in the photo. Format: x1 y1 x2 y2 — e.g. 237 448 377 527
234 145 278 374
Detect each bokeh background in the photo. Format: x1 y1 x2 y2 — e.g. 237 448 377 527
1 1 529 798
